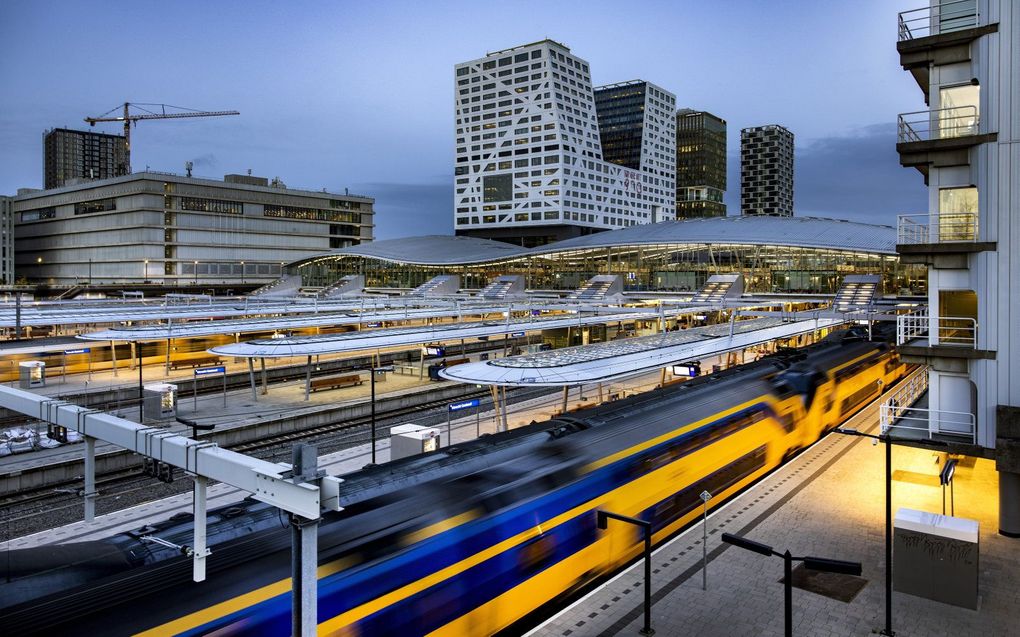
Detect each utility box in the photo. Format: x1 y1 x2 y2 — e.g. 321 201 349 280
894 508 979 609
19 361 45 388
390 424 440 461
143 383 178 421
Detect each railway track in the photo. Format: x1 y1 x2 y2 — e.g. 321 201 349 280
0 384 556 534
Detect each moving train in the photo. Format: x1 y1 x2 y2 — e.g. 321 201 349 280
0 325 909 636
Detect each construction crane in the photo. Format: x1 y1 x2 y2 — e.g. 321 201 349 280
84 102 240 175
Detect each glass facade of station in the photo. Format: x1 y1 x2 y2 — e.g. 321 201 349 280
293 243 926 296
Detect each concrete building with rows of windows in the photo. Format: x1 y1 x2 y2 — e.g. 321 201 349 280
740 124 794 216
43 128 128 190
12 172 373 288
453 40 675 247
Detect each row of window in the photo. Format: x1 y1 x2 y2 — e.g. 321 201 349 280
264 204 362 224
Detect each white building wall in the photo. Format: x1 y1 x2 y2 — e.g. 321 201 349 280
923 1 1018 450
453 41 675 236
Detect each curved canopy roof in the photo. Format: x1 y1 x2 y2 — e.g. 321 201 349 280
298 217 897 268
295 234 530 267
527 216 897 256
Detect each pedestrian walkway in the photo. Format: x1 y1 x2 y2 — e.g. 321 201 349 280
530 398 1015 637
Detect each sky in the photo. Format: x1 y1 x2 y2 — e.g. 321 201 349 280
0 0 929 239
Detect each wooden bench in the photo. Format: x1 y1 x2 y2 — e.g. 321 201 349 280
170 356 222 371
310 374 363 392
443 357 470 368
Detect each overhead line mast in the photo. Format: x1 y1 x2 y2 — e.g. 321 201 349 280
84 102 240 175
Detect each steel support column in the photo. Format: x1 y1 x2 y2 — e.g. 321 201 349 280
247 357 258 401
84 435 96 522
290 514 319 637
193 475 210 582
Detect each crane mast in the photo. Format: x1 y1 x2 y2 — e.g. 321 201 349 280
84 102 240 175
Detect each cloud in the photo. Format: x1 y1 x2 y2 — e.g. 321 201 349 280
724 123 927 225
350 181 452 240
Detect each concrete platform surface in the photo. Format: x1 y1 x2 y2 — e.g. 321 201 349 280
529 398 1015 637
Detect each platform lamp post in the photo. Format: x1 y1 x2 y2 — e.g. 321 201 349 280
240 261 245 285
193 261 199 286
369 364 394 464
833 426 946 637
596 510 654 636
721 532 862 637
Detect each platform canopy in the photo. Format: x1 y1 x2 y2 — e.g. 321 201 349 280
439 316 848 386
208 311 656 359
77 303 532 342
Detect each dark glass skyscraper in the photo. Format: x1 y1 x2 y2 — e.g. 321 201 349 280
593 81 649 170
675 109 727 218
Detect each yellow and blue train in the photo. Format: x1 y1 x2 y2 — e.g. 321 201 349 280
0 326 908 636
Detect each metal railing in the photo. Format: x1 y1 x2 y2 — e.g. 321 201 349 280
896 309 977 347
879 364 977 442
881 403 976 442
897 212 978 244
898 105 979 143
898 0 978 41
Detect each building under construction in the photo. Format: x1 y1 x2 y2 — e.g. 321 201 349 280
43 128 128 189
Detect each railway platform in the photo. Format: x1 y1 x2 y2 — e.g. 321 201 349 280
529 399 1016 637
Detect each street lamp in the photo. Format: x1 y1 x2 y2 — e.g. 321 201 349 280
193 260 199 285
596 510 654 636
833 426 946 637
721 532 862 637
369 364 395 464
240 261 245 285
143 259 149 282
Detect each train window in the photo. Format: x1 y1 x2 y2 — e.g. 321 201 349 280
518 534 557 575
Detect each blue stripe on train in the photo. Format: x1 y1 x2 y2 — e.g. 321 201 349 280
178 402 769 636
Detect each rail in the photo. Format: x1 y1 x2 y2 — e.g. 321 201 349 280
897 212 978 244
881 365 929 436
897 309 977 347
898 0 978 41
897 105 979 143
881 403 976 443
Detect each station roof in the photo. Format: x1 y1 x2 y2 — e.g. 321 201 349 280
208 311 655 359
295 216 897 268
76 303 571 342
527 216 897 256
296 235 531 266
439 316 848 385
0 296 424 329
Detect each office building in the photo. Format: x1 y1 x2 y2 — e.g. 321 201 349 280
43 128 128 190
893 0 1020 535
13 172 373 287
675 109 727 218
740 124 794 216
453 40 675 247
0 196 13 285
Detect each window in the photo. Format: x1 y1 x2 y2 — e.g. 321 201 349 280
74 198 117 215
483 174 512 202
264 204 360 223
938 83 980 138
938 187 978 241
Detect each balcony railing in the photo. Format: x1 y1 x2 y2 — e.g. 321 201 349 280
898 105 979 143
898 212 978 244
881 404 977 442
898 0 978 41
897 309 977 347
